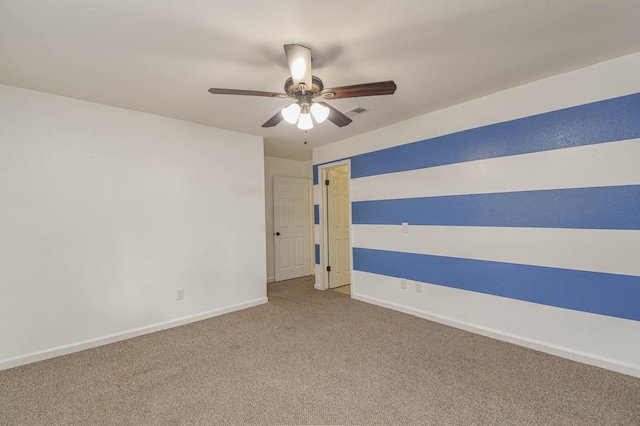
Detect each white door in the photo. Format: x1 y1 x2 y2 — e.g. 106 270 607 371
274 176 311 281
326 167 350 288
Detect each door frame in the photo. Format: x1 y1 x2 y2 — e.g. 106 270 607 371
318 160 353 291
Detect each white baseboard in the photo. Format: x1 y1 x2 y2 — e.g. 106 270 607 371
352 293 640 379
0 297 268 372
267 276 275 283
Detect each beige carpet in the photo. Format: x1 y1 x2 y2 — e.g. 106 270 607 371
1 275 639 425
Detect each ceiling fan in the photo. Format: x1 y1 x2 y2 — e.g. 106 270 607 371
208 44 397 130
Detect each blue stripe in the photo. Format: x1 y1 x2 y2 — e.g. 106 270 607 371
315 244 320 265
314 204 320 225
351 92 640 179
313 165 319 185
353 248 640 321
352 185 640 230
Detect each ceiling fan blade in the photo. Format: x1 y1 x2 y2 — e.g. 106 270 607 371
284 44 312 92
321 80 397 99
318 102 352 127
261 110 285 128
208 88 287 98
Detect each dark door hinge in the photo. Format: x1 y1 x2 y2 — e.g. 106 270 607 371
326 265 331 272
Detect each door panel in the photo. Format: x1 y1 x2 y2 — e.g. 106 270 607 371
295 237 306 266
274 176 311 281
279 238 291 268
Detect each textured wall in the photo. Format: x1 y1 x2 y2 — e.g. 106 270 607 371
312 53 640 377
0 85 267 369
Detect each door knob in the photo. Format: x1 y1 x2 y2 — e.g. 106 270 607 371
275 232 280 236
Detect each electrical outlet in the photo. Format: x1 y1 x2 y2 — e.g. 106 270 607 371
415 282 422 293
176 288 184 301
400 279 407 289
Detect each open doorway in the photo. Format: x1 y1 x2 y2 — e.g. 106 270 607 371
321 163 352 294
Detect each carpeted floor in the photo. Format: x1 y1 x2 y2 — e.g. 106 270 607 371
1 275 639 425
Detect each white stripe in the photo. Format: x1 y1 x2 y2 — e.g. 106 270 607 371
314 224 321 247
352 224 640 276
351 270 640 378
352 138 640 201
313 184 321 204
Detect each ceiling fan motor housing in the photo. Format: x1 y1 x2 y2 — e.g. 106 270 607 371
284 76 325 99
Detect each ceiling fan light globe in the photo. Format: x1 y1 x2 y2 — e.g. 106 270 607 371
281 103 301 124
297 112 313 130
291 58 308 82
310 102 330 123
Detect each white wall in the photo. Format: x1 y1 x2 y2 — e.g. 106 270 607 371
313 52 640 377
0 85 267 370
264 156 313 282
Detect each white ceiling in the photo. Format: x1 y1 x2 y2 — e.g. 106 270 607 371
2 1 640 161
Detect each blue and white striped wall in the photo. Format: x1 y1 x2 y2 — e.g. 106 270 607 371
312 52 640 377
